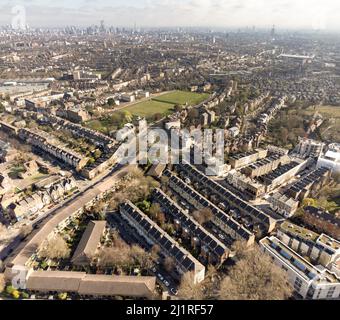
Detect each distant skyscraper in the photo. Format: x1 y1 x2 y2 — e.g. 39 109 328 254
100 20 105 33
271 25 275 38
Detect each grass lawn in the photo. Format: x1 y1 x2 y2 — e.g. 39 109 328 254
304 105 340 118
303 105 340 142
85 118 119 134
152 90 210 106
85 90 211 131
124 90 210 119
124 99 175 119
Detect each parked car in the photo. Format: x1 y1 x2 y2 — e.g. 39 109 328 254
158 274 164 281
163 280 170 287
170 288 178 295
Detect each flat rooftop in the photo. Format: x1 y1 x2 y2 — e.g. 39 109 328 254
280 221 319 242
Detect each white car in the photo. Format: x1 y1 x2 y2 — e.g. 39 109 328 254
158 274 164 281
163 280 170 287
170 288 178 295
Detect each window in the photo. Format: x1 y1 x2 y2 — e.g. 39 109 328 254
294 278 303 291
327 286 336 298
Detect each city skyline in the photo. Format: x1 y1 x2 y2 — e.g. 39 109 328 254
0 0 340 31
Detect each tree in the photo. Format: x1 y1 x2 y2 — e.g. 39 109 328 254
174 105 183 112
91 200 107 220
301 198 317 208
192 208 213 225
93 149 102 160
231 240 249 260
19 225 33 239
177 272 204 300
0 273 5 293
130 245 153 270
160 176 169 191
218 245 293 300
163 256 175 273
150 245 161 262
149 203 161 220
156 212 166 226
96 247 132 269
107 98 115 107
137 200 151 212
187 108 199 122
332 172 340 185
12 289 20 299
280 127 289 146
38 235 71 260
0 223 7 235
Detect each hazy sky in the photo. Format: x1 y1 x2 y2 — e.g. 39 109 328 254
1 0 340 30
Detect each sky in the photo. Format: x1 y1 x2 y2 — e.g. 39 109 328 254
1 0 340 31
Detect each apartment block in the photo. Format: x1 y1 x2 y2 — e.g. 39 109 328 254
120 201 206 284
242 153 290 178
165 170 255 245
296 138 325 159
174 163 276 233
285 167 331 201
277 221 340 272
261 159 309 191
18 128 89 171
260 236 340 299
226 170 265 199
152 188 229 265
229 149 268 169
267 192 299 218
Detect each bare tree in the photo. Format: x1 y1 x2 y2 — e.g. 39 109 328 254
160 176 169 191
192 208 213 225
0 223 6 233
96 247 132 268
91 200 107 220
218 245 293 300
19 225 33 239
149 203 161 220
177 271 205 300
332 172 340 185
38 234 71 260
130 245 154 270
0 273 5 293
163 256 175 273
150 244 161 261
231 240 250 260
111 230 129 249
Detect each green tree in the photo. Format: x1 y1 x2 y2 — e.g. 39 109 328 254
12 290 20 299
107 98 115 107
137 200 151 212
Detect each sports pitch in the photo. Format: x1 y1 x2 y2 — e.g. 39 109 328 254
124 90 210 119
